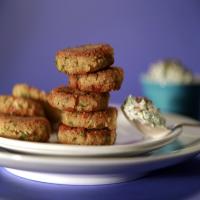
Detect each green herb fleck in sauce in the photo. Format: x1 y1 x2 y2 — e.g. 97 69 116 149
123 95 166 128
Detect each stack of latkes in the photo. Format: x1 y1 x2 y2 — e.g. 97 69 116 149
48 44 124 145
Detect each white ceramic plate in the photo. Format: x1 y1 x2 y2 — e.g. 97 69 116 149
0 110 181 157
0 114 200 185
0 113 199 185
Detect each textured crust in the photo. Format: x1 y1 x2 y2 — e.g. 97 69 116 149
12 83 46 101
61 107 117 130
68 67 124 92
58 124 116 145
12 83 61 122
48 86 109 112
56 43 114 74
0 115 50 142
0 96 45 117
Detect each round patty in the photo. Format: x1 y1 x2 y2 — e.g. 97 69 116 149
0 95 45 117
48 86 109 112
0 115 50 142
12 83 46 101
56 43 114 75
68 67 124 92
61 107 117 130
58 124 116 145
12 83 61 123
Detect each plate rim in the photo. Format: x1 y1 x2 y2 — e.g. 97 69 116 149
0 113 183 156
0 136 199 165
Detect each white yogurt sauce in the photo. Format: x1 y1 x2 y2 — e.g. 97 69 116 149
123 95 166 128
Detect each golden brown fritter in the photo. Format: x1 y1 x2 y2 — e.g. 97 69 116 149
58 124 116 145
61 107 117 130
12 83 61 123
56 43 114 74
68 67 124 92
0 115 50 142
0 95 45 117
48 86 109 112
12 83 46 101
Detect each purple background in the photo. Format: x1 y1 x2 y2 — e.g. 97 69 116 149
1 0 200 103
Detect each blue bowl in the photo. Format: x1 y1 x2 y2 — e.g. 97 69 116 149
141 78 200 119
